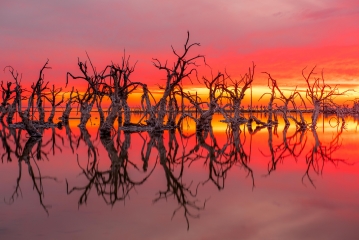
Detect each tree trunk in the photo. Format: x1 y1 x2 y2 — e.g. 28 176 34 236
6 103 16 124
267 94 274 125
141 85 156 126
100 102 121 135
167 96 176 127
37 97 45 124
233 99 241 121
123 100 131 126
311 100 321 127
19 111 42 137
62 102 72 123
48 106 56 123
0 105 7 122
96 98 105 125
196 103 216 131
155 98 167 129
78 102 94 128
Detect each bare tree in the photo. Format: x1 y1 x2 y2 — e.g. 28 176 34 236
0 81 16 122
67 57 100 128
3 67 22 125
4 61 52 137
45 84 64 123
98 56 140 135
179 72 227 131
263 72 306 128
148 31 205 130
303 66 350 127
61 87 75 123
222 63 255 129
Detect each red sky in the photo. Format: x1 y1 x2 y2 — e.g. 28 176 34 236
1 0 359 105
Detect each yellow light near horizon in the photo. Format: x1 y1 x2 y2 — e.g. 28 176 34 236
47 81 359 109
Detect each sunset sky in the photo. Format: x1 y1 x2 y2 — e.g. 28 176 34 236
1 0 359 105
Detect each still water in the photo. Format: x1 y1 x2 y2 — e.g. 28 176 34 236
1 114 359 240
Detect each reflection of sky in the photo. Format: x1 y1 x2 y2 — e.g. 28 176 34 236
0 115 359 239
1 0 359 91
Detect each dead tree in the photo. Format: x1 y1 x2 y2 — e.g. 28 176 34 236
3 67 23 125
61 87 75 123
148 31 205 130
67 57 100 128
45 84 64 123
222 63 255 128
5 61 52 137
140 84 156 126
0 81 16 122
67 53 141 134
98 57 140 135
263 72 306 128
74 86 96 128
166 89 180 127
32 70 49 124
179 73 227 131
258 74 279 127
303 66 349 127
96 93 105 125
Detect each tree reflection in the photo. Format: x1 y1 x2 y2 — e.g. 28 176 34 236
258 122 347 187
0 113 354 229
152 130 207 230
76 127 98 171
4 135 58 215
181 125 255 190
224 126 255 188
261 126 307 176
66 129 155 206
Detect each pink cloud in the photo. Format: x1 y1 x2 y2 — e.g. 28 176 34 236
0 0 358 90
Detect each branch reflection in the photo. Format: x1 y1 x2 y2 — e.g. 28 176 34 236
66 129 155 206
0 115 353 229
4 134 58 215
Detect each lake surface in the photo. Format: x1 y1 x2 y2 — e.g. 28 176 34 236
1 114 359 240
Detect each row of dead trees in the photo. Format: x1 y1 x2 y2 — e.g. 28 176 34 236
0 32 354 137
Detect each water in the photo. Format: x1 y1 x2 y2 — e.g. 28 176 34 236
1 114 359 240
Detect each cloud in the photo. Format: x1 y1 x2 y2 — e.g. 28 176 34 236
0 0 358 88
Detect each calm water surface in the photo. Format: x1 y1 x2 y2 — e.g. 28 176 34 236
1 114 359 240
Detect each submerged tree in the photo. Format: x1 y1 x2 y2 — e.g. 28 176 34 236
67 59 99 128
303 67 349 128
5 61 53 137
98 56 140 134
45 84 64 123
179 72 227 131
262 72 307 128
147 31 205 130
222 63 255 129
